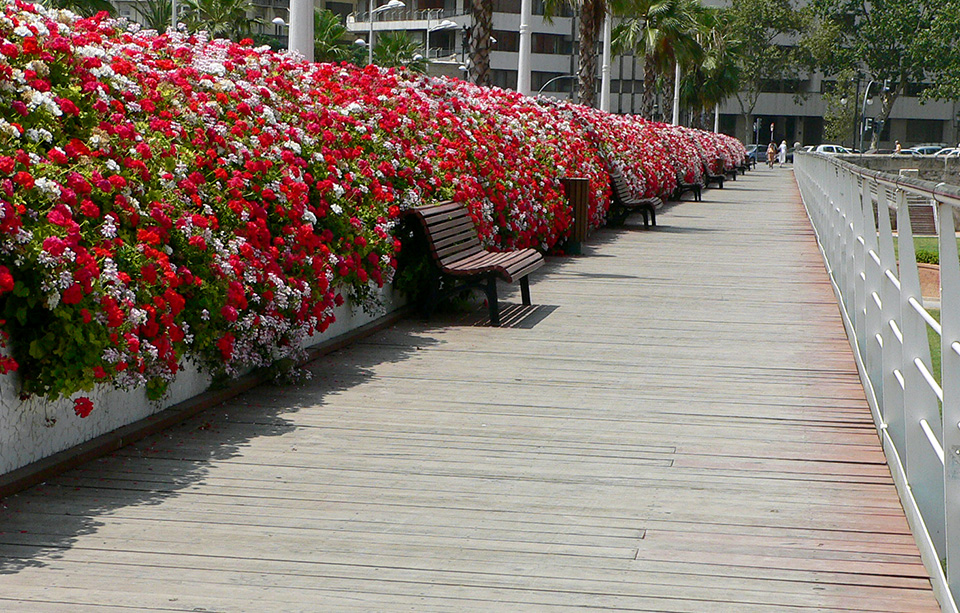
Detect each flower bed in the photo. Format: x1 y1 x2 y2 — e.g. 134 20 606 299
0 1 745 419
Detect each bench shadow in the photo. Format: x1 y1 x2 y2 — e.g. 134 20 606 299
0 325 440 575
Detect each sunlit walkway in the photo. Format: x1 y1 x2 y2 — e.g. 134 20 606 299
0 168 940 611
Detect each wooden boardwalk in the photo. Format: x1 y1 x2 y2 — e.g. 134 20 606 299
0 169 940 611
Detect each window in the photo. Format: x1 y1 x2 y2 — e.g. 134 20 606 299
905 119 943 144
491 70 518 90
532 0 574 17
532 33 573 55
324 2 352 19
532 71 574 93
491 30 519 53
494 0 521 13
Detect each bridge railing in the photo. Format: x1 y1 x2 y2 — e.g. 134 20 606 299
795 152 960 611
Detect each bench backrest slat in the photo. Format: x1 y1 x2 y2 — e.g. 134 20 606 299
408 201 485 270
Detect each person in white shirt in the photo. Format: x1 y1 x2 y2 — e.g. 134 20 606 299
778 140 787 167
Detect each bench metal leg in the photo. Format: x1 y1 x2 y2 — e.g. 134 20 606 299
520 276 531 306
640 208 649 228
649 206 656 227
485 275 500 326
422 270 441 320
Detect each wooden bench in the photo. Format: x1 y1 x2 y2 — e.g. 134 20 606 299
608 169 663 228
705 172 724 188
405 201 544 326
674 182 702 202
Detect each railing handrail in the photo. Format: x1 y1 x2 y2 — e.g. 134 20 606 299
812 152 960 209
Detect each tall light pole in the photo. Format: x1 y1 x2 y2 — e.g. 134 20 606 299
859 79 875 154
288 0 314 61
517 0 532 95
600 11 611 112
368 0 405 66
671 61 681 125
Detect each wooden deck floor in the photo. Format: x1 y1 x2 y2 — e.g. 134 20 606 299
0 169 941 612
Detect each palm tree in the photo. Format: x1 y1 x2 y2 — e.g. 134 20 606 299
373 32 427 73
541 0 606 107
180 0 260 40
612 0 701 118
314 9 366 64
135 0 173 32
680 7 741 128
469 0 494 85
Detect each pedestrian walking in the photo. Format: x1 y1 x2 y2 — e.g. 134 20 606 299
778 140 787 167
766 142 776 168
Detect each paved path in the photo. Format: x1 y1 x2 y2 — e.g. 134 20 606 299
0 169 940 611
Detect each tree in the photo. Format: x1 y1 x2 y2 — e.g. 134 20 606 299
180 0 259 41
541 0 605 107
612 0 702 119
818 68 857 146
135 0 173 32
919 2 960 101
806 0 949 149
469 0 494 85
314 9 366 65
724 0 803 143
373 32 427 72
680 5 741 129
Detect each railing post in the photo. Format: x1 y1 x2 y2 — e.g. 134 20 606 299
861 177 883 410
940 201 960 595
877 185 904 450
850 173 866 353
898 187 946 558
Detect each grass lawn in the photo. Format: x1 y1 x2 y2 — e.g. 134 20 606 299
927 308 941 387
891 236 960 264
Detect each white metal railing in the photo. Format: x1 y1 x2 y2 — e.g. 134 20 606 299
795 152 960 612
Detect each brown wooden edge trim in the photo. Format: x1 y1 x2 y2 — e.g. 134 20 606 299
0 306 412 501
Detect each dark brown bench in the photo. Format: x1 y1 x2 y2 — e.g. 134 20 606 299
405 201 544 326
674 182 702 201
608 169 663 228
705 172 724 188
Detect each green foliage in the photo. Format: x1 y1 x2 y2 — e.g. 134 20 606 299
314 9 366 65
679 5 741 118
180 0 260 40
135 0 173 32
916 249 939 265
724 0 804 142
612 0 703 118
820 68 857 144
373 32 426 73
804 0 960 148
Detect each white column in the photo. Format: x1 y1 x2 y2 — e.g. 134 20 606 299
600 12 611 112
517 0 532 96
288 0 314 62
714 102 720 132
671 61 681 125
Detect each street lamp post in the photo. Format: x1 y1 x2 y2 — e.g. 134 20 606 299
859 79 875 154
368 0 405 66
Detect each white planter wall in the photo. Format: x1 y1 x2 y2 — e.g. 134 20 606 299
0 286 405 476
